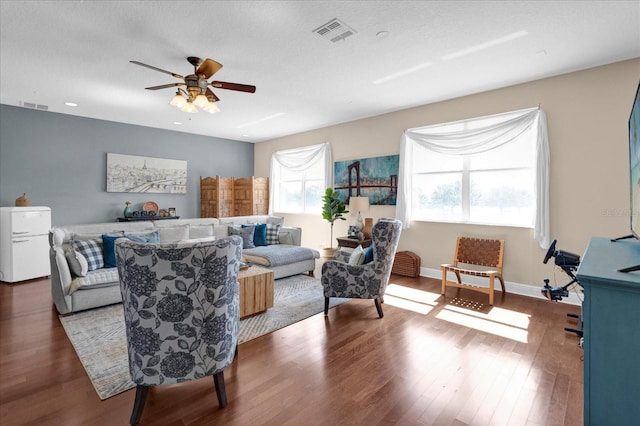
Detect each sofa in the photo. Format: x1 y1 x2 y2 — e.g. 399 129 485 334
49 215 319 315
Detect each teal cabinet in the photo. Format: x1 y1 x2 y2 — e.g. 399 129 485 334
577 237 640 425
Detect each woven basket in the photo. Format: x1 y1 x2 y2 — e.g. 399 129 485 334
392 251 421 277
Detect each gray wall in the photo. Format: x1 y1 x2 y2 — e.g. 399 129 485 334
0 104 254 225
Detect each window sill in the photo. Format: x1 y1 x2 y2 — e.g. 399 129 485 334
411 218 533 229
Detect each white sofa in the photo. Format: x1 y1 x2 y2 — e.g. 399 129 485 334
49 215 319 314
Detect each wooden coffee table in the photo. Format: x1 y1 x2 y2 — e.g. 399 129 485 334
238 265 274 318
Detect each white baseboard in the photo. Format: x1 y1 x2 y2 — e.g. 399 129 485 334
419 267 582 306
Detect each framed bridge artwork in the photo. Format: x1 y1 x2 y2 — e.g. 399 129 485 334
334 154 399 205
106 153 187 194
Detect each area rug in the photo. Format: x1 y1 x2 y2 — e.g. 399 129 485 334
59 275 349 400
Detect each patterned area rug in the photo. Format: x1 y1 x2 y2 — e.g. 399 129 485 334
59 275 349 400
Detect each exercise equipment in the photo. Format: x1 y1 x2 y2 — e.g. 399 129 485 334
540 239 583 339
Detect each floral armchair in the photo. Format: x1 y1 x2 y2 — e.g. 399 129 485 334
321 218 402 318
115 236 243 425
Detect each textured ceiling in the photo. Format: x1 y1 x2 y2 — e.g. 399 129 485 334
1 1 639 143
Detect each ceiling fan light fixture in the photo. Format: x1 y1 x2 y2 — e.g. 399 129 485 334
193 94 209 108
169 92 186 108
131 57 255 115
181 102 198 113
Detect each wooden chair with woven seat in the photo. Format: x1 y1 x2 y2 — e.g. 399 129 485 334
441 236 505 305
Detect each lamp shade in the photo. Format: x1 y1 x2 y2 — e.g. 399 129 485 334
349 196 369 231
169 93 186 108
192 94 209 108
181 102 198 113
349 196 369 213
203 102 220 114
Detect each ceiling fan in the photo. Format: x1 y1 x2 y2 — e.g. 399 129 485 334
130 56 256 113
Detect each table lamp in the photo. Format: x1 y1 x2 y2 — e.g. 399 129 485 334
349 196 370 231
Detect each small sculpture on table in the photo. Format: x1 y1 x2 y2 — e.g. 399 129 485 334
123 201 133 218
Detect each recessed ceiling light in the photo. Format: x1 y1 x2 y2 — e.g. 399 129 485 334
173 121 183 125
64 102 77 107
376 31 389 39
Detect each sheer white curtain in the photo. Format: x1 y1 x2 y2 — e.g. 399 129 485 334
396 108 550 248
269 142 332 214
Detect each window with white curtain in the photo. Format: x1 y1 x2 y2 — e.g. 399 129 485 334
270 143 332 214
397 107 550 248
412 111 535 225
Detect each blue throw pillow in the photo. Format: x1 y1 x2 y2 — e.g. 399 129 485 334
125 231 160 243
244 223 267 246
102 234 122 268
363 244 374 264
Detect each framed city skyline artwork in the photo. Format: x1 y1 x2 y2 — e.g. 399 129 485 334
106 153 187 194
334 154 399 205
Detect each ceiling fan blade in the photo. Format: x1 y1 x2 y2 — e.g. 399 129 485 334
145 82 184 90
205 88 220 103
197 58 223 79
130 60 183 79
210 81 256 93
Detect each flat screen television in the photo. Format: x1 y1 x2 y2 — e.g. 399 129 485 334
629 80 640 239
617 80 640 273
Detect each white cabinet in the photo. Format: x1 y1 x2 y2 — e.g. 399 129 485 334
0 207 51 282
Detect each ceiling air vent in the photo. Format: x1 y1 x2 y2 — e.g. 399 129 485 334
313 18 357 43
21 101 49 111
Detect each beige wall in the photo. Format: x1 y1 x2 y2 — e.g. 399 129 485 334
255 58 640 290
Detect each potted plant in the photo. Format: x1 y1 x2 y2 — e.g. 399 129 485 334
321 187 348 259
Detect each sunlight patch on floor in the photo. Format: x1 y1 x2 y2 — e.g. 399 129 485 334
436 304 530 343
383 283 441 315
446 304 531 329
382 284 530 342
383 294 434 315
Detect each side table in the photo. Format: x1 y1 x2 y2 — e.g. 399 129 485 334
238 265 274 318
336 236 372 249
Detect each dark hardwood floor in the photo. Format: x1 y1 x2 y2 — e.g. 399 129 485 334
0 270 583 425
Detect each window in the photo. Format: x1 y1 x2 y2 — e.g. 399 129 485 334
275 159 324 213
412 112 535 225
270 143 331 214
397 108 550 247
